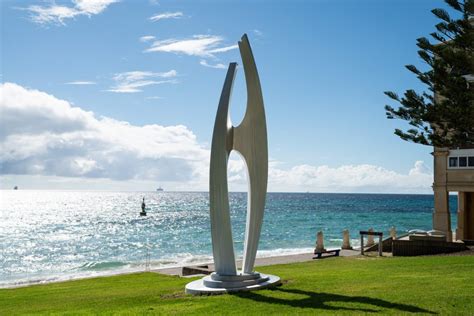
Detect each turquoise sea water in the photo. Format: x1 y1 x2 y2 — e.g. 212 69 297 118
0 191 458 287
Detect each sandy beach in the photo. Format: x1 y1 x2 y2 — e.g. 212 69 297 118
155 249 360 276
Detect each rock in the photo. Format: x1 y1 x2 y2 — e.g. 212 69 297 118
367 228 375 247
390 226 397 239
315 231 326 252
342 229 352 250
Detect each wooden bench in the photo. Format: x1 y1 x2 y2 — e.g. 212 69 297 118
313 248 341 259
182 265 213 276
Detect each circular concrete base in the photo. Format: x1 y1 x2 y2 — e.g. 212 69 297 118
185 272 280 295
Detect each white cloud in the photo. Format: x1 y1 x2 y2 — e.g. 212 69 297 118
207 45 238 54
149 11 183 22
145 35 238 57
74 0 117 14
265 161 433 193
107 70 178 93
0 82 434 193
409 160 430 176
253 29 263 37
65 81 96 85
140 35 156 42
145 96 164 100
226 158 433 194
25 0 118 25
200 60 226 69
0 82 208 184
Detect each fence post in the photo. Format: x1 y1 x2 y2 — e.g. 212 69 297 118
378 235 383 256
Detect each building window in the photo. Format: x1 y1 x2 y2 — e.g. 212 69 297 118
459 157 468 167
469 157 474 167
449 157 458 167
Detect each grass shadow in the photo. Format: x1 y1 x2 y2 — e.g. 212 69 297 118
234 287 436 314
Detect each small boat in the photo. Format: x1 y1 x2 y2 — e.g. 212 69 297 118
140 197 147 216
156 187 164 192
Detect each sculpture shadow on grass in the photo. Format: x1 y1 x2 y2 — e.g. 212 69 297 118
233 287 436 314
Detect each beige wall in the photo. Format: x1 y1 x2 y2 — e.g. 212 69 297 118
467 193 474 240
433 148 474 241
446 170 474 192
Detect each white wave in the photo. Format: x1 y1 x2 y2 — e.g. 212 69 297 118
0 268 137 289
256 247 314 258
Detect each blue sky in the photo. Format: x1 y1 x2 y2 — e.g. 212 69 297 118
0 0 448 192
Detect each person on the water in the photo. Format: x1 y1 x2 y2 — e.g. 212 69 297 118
141 197 146 212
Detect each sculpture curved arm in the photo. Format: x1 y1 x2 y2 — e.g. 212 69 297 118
209 63 238 275
233 34 268 274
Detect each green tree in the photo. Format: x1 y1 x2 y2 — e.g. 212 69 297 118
385 0 474 148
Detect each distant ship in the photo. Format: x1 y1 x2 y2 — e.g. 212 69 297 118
156 187 164 192
13 186 18 190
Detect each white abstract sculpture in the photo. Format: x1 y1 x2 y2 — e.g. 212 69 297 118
185 34 280 295
367 228 375 247
342 229 352 250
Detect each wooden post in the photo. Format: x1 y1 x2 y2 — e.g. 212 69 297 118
378 235 383 256
360 230 383 256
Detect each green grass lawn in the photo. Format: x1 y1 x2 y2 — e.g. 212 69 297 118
1 255 473 315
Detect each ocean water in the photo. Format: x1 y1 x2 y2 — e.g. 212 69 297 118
0 191 458 287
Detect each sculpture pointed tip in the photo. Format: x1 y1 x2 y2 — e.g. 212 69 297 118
241 33 249 42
